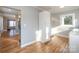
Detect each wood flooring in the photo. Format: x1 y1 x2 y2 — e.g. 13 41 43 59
0 31 20 53
0 33 69 53
19 35 69 53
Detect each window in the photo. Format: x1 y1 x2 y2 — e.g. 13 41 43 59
61 13 75 26
9 20 16 27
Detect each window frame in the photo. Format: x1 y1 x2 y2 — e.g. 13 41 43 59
60 13 75 26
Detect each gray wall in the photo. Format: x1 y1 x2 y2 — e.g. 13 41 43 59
10 6 39 47
0 16 3 31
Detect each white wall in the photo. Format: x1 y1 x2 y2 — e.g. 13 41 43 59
74 10 79 28
51 9 79 28
51 9 79 37
10 6 39 47
51 15 60 28
39 11 51 41
0 16 3 31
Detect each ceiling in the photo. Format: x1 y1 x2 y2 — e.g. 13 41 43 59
0 6 21 16
0 6 79 16
35 6 79 14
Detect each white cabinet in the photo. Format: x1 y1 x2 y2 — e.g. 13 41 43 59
69 29 79 53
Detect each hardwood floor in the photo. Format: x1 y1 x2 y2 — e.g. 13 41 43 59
0 33 69 53
0 31 20 53
18 35 69 53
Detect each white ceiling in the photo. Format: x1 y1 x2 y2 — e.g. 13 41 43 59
0 6 21 15
0 6 79 15
35 6 79 14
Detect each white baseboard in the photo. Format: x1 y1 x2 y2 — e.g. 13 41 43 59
56 34 69 38
21 39 49 48
42 39 49 43
21 41 36 48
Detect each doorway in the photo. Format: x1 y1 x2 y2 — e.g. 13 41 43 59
0 7 21 49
